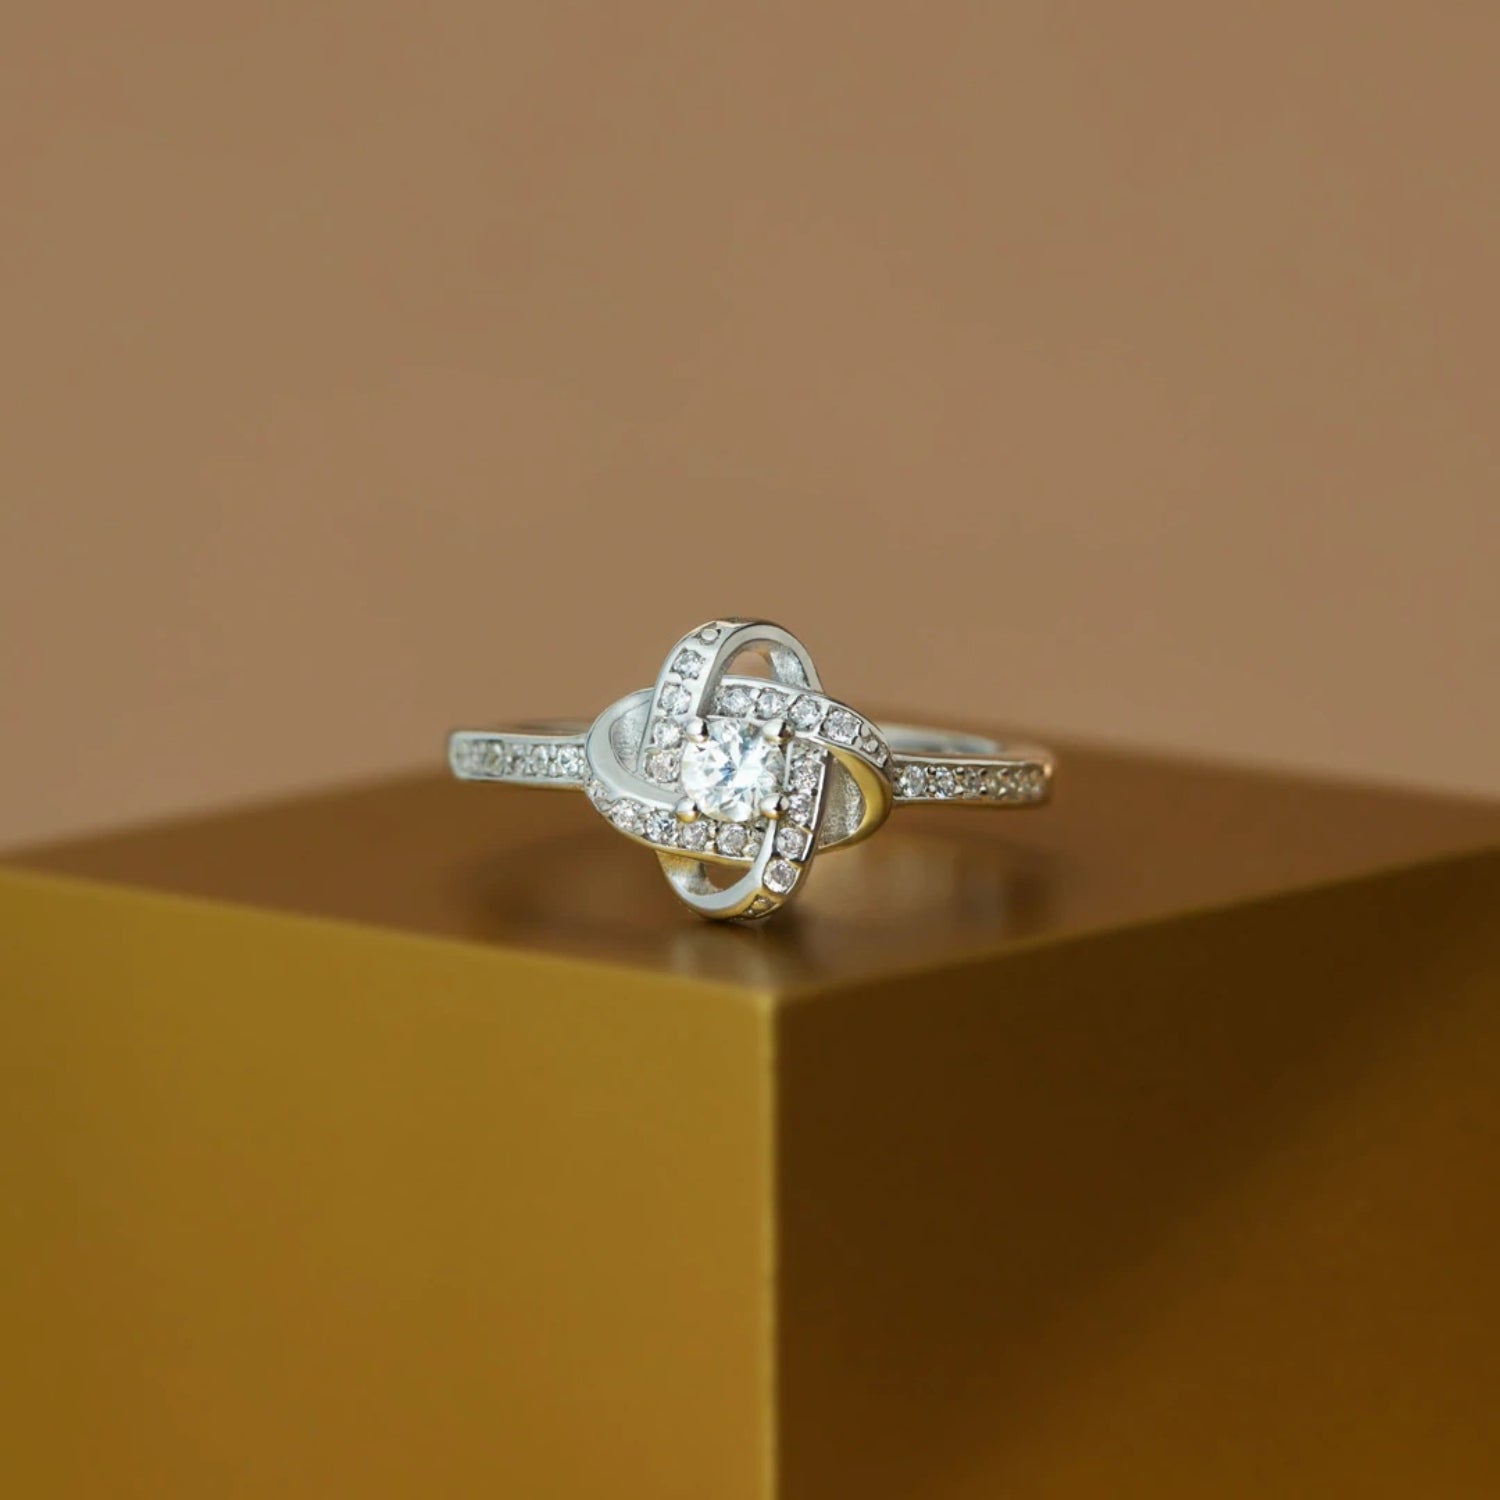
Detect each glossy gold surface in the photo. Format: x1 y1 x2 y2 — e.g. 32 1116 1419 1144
9 737 1499 993
776 852 1500 1497
2 876 771 1499
3 739 1498 1496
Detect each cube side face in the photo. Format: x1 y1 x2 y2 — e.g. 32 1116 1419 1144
773 853 1500 1498
0 873 774 1500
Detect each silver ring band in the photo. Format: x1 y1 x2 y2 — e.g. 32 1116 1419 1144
448 617 1054 922
449 719 1053 807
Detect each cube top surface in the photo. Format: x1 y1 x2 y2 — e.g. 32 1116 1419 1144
7 733 1497 994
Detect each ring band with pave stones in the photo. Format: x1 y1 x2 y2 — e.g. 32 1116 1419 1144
447 618 1056 923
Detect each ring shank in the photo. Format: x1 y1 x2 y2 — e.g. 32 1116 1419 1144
450 717 1053 807
447 727 589 787
880 722 1054 806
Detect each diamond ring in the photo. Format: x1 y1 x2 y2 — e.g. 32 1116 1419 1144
448 617 1056 922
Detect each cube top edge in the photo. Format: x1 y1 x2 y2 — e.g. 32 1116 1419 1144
5 735 1497 997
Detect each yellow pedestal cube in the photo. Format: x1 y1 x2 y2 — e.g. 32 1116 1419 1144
3 739 1498 1498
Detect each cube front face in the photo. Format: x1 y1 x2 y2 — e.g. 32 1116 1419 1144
774 852 1500 1498
0 873 775 1500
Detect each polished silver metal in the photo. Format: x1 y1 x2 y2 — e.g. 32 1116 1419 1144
448 617 1055 922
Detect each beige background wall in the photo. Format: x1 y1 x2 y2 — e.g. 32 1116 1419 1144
2 2 1496 847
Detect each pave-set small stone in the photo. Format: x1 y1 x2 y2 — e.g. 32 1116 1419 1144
449 734 589 785
892 759 1049 804
448 617 1055 922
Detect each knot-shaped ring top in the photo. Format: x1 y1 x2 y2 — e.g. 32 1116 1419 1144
448 617 1056 922
584 618 894 920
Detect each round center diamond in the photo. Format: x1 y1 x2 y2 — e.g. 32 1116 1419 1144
679 717 785 822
